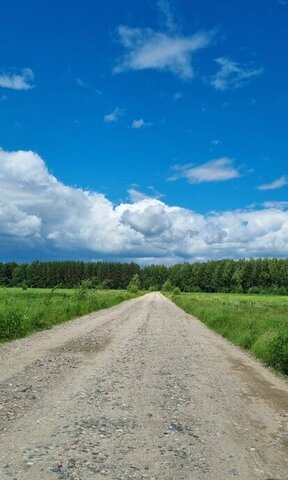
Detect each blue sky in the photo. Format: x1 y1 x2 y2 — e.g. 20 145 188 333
1 0 288 263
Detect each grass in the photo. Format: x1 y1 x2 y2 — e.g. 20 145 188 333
168 292 288 375
0 287 141 342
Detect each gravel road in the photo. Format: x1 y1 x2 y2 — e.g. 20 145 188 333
0 292 287 480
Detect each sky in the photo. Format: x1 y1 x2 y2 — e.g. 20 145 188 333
0 0 288 264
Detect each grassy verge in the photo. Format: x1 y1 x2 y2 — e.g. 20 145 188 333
0 288 142 342
167 292 288 375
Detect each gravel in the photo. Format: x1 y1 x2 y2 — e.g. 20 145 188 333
0 292 287 479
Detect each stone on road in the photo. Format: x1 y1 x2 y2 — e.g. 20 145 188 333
0 293 287 479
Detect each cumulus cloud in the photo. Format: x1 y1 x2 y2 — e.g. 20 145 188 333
210 57 263 91
257 175 288 191
0 68 34 90
1 148 288 262
114 25 214 80
103 107 123 123
170 158 241 183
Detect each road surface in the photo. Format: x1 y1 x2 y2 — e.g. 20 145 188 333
0 292 287 479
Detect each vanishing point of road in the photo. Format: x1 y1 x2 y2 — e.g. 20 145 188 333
0 293 287 479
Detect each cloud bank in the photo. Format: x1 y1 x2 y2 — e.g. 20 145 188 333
1 149 288 262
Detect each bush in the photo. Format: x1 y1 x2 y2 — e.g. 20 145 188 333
75 281 90 299
248 287 261 294
148 286 158 292
189 286 202 293
173 287 181 295
128 284 139 293
252 331 288 374
0 310 26 340
128 274 141 293
97 279 112 290
234 286 244 293
162 279 173 292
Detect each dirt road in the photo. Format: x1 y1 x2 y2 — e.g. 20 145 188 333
0 293 287 480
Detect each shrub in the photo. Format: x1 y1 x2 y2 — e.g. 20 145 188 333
252 331 288 374
75 281 90 299
128 274 141 293
248 287 261 294
189 286 202 293
162 279 173 292
148 286 158 292
0 310 25 340
173 287 181 295
96 279 112 290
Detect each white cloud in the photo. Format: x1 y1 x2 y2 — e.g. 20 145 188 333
258 176 288 191
128 188 150 203
210 57 263 91
132 118 152 129
128 187 163 203
1 148 288 262
262 201 288 210
0 68 34 90
157 0 177 32
114 25 214 80
132 119 145 129
170 158 241 183
103 107 123 123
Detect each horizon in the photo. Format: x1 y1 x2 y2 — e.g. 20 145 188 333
1 0 288 264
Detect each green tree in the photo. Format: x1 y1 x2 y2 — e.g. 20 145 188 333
162 279 173 291
127 273 141 293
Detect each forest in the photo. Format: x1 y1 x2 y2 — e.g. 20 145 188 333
1 258 288 294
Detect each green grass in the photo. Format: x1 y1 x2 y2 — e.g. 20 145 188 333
168 292 288 375
0 288 141 342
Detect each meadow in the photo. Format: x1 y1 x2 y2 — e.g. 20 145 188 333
169 292 288 375
0 287 140 342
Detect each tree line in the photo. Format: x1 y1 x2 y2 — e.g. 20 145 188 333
1 258 288 294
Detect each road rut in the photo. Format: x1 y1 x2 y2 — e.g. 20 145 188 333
0 292 287 479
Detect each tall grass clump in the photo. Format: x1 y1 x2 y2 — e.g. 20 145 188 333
0 288 140 342
169 292 288 375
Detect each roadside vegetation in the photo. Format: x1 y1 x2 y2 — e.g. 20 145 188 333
0 287 141 342
1 260 288 373
168 292 288 375
2 258 288 294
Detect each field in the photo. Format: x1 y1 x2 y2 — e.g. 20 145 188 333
169 292 288 375
0 287 141 342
